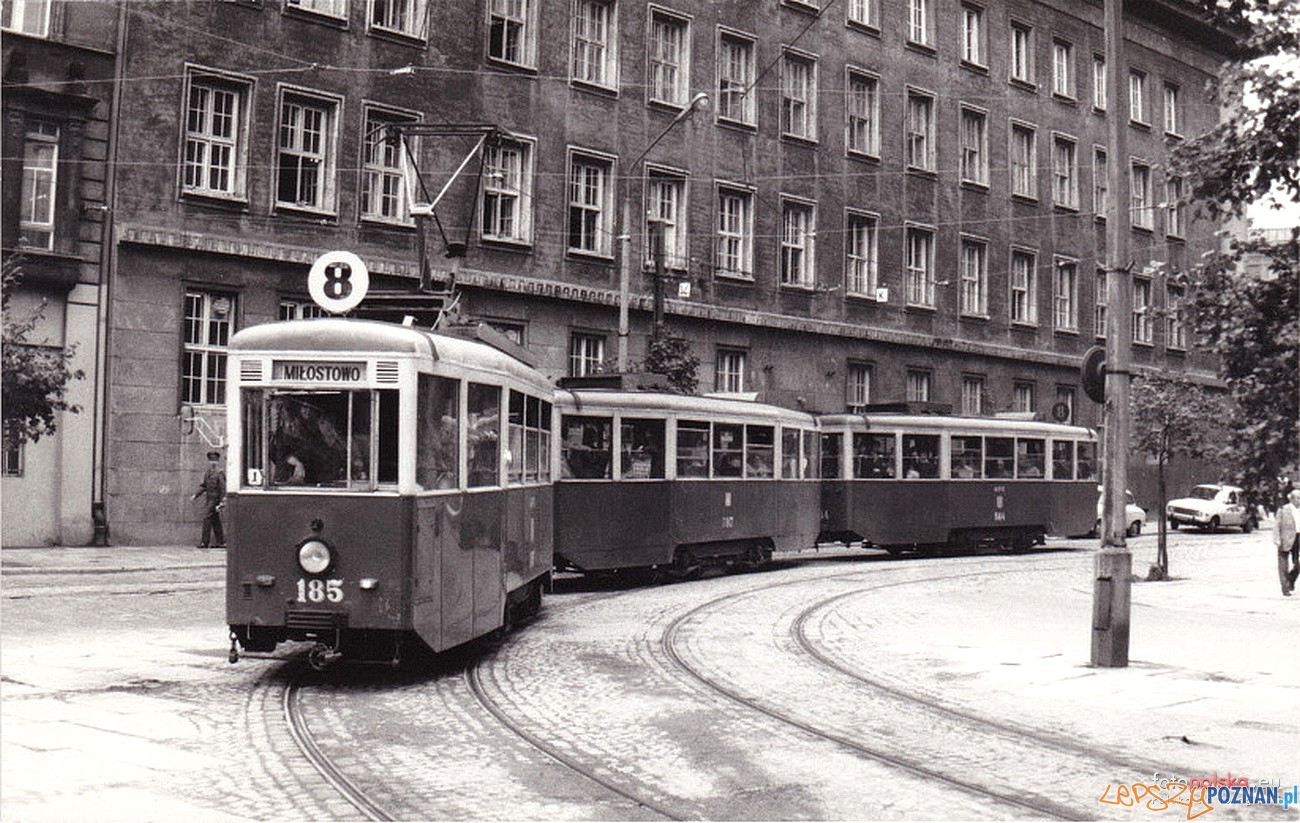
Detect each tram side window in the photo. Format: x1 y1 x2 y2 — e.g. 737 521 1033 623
781 428 800 479
242 390 264 486
467 383 501 487
803 430 819 479
562 415 612 479
746 425 775 478
854 433 897 479
1017 438 1046 478
713 423 744 478
951 436 983 479
821 432 842 479
1051 440 1075 480
621 418 665 479
986 437 1014 478
902 435 940 479
509 391 552 485
677 420 710 478
377 390 398 484
1076 441 1098 480
417 375 460 490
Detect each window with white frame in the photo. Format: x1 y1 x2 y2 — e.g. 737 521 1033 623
649 10 689 106
1131 160 1153 230
1095 268 1107 338
1163 82 1181 135
961 4 984 66
1013 381 1036 413
1165 175 1185 238
847 362 872 411
567 151 613 255
572 0 616 88
1166 283 1187 349
905 225 935 307
288 0 348 19
19 121 57 250
182 291 236 406
276 91 338 212
907 0 929 46
846 212 879 296
846 70 880 156
718 31 755 124
1093 146 1108 218
489 0 535 67
906 90 935 171
2 0 49 36
1129 69 1147 123
1010 22 1033 84
183 73 249 199
1055 386 1075 424
645 170 687 270
780 199 815 287
1051 134 1078 209
1132 278 1153 344
906 369 932 403
962 375 985 415
960 106 988 185
1052 39 1074 98
370 0 426 38
782 52 817 140
1010 249 1037 325
2 437 22 477
1092 55 1106 110
716 186 753 278
482 137 534 243
279 299 328 320
361 109 415 225
569 333 606 376
1010 122 1036 199
716 349 746 393
1054 258 1078 331
847 0 877 29
960 237 988 316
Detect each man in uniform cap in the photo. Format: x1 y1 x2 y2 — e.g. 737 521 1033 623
193 449 226 548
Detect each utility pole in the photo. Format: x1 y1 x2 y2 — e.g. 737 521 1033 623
1093 0 1133 668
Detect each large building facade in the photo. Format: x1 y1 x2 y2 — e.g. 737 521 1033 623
4 0 1234 545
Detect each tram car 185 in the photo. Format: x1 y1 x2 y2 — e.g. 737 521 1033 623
224 318 553 668
553 378 822 577
818 408 1099 552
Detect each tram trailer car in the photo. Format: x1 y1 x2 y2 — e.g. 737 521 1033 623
818 412 1099 552
224 319 553 667
553 386 822 576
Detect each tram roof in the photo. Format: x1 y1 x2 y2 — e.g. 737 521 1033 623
557 388 817 425
818 412 1096 438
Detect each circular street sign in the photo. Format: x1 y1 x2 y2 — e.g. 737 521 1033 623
1081 345 1107 403
308 251 369 314
1051 402 1072 423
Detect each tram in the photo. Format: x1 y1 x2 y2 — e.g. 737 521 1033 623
553 377 822 576
818 407 1099 552
224 318 554 667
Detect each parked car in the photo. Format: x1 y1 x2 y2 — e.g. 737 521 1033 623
1166 484 1256 532
1093 489 1147 537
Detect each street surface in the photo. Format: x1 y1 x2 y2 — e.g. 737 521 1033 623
1 528 1297 821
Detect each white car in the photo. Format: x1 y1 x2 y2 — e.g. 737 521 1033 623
1094 490 1147 537
1166 484 1256 532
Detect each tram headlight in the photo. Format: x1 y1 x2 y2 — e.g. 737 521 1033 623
298 539 333 575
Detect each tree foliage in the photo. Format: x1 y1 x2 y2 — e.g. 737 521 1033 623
643 335 699 395
2 258 84 446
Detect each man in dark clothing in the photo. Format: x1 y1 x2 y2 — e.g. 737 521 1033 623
193 450 226 548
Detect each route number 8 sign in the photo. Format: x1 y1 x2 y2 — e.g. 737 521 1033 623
308 251 369 314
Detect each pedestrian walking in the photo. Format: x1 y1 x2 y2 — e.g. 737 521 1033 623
1275 489 1300 597
193 449 226 548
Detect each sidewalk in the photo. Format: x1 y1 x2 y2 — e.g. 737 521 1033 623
1 545 225 577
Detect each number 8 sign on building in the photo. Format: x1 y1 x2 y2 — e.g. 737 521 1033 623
308 250 370 314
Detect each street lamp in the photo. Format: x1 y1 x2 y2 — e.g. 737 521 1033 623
616 92 709 372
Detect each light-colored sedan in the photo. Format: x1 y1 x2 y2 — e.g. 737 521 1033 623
1094 490 1147 537
1166 484 1256 532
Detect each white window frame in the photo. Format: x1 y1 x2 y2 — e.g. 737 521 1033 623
566 149 615 257
1163 81 1181 136
360 105 418 226
1010 247 1038 326
1054 257 1078 332
845 210 879 297
1051 133 1078 210
572 0 617 90
715 183 754 279
781 50 818 141
961 375 985 415
1009 22 1034 85
1131 159 1153 230
645 166 688 270
369 0 427 39
1095 268 1107 339
279 299 328 320
906 369 932 403
717 29 756 125
19 121 58 250
648 8 690 107
847 0 878 30
1165 175 1185 239
907 0 930 46
959 235 988 316
1013 382 1036 414
906 88 936 172
1129 69 1148 124
482 135 535 244
960 105 988 186
961 4 985 67
1132 278 1153 344
780 197 816 288
716 348 747 393
904 224 936 308
1166 283 1187 350
847 362 873 411
488 0 536 68
182 290 237 407
1092 55 1106 110
569 332 606 376
287 0 349 20
182 69 252 201
2 0 49 36
1052 38 1074 99
1093 146 1108 220
1010 121 1037 200
846 68 880 157
274 87 341 214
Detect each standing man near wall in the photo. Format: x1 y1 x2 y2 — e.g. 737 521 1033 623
1276 489 1300 597
192 450 226 549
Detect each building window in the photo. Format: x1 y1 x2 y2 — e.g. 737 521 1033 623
907 0 929 46
289 0 349 19
846 70 880 157
1095 268 1107 339
962 375 985 415
649 10 689 106
1131 160 1153 230
1010 22 1033 84
960 106 988 186
1166 283 1187 350
1129 69 1147 124
716 349 746 393
960 237 988 316
1052 39 1074 98
1093 147 1108 218
1010 249 1037 325
961 4 984 66
361 110 415 225
780 199 815 288
645 170 687 270
569 333 605 376
489 0 535 67
1051 134 1078 209
782 52 817 140
717 31 755 125
906 90 936 172
1166 175 1185 238
1092 55 1106 110
482 137 534 244
846 212 879 296
906 369 932 403
1163 82 1181 135
1013 382 1036 414
370 0 426 38
905 225 935 307
1010 122 1037 199
487 320 526 345
1133 278 1153 344
276 92 338 213
716 185 754 278
18 121 58 250
2 0 50 36
182 291 236 407
847 0 877 29
183 74 249 199
1054 258 1078 331
573 0 616 88
567 151 613 256
847 362 872 412
2 437 22 477
279 299 327 320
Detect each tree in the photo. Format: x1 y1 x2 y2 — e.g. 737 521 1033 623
1130 375 1231 579
2 258 84 446
643 335 699 395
